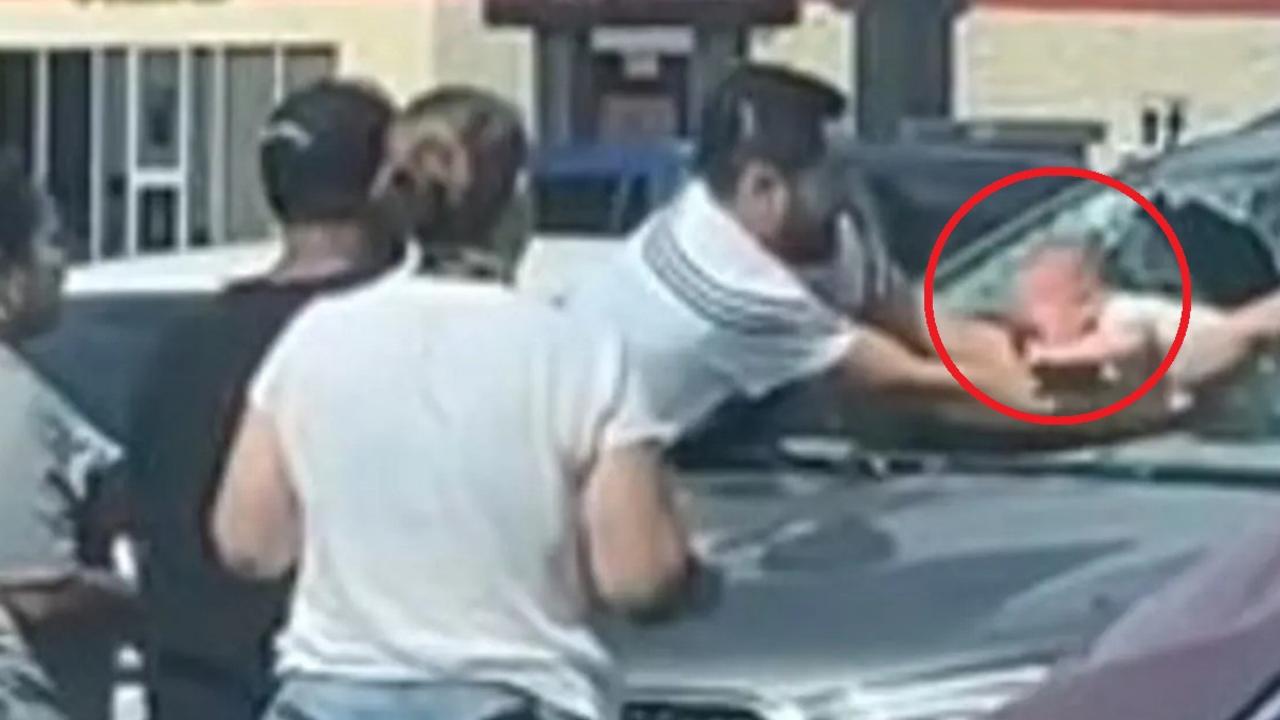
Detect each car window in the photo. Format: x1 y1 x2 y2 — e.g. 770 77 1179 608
534 175 622 235
937 182 1158 316
533 174 650 237
939 170 1280 314
934 169 1280 444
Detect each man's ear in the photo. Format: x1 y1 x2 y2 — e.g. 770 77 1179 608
736 160 782 198
735 160 789 223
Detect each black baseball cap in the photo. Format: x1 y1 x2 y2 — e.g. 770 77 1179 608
695 63 847 177
260 79 395 224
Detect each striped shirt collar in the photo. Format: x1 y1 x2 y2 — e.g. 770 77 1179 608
639 181 839 336
667 181 809 303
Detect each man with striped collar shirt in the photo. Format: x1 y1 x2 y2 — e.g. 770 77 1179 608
565 64 1048 443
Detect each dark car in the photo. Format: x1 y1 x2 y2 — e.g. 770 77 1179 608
28 114 1280 720
531 142 689 239
521 140 1078 298
836 142 1082 276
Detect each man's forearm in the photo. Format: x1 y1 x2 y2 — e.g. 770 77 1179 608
1173 322 1258 387
841 328 975 403
1 568 136 629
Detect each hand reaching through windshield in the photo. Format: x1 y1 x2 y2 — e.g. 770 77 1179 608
961 349 1056 415
1008 233 1271 418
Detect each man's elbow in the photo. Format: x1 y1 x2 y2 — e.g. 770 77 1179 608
217 543 293 581
596 546 692 621
211 519 294 581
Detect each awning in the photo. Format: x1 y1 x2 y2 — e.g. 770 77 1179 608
484 0 799 27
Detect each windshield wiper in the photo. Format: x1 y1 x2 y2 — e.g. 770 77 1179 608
944 452 1280 490
778 433 1280 491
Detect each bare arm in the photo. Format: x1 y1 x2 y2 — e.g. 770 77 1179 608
1232 290 1280 340
861 290 1038 404
212 408 300 581
858 280 1010 364
581 442 692 620
861 288 933 356
840 324 1050 413
1166 320 1258 387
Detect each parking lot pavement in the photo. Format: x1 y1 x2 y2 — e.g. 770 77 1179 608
114 683 146 720
113 645 146 720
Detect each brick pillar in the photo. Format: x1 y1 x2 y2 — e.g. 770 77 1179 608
534 27 591 145
855 0 964 141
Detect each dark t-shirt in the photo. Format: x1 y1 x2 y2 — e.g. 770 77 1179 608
128 270 382 716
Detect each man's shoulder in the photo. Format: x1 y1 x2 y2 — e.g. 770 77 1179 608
311 275 515 318
144 288 290 376
287 276 538 342
0 351 51 425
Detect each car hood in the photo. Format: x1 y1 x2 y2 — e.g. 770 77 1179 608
614 469 1280 699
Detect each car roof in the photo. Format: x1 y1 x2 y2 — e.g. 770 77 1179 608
66 242 284 296
66 241 427 297
533 142 689 179
1148 122 1280 180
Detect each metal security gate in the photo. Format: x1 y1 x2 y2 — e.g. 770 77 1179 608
0 44 337 263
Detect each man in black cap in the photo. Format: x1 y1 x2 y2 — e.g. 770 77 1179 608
565 63 1047 444
128 79 399 720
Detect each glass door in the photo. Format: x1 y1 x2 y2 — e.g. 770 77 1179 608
127 48 189 254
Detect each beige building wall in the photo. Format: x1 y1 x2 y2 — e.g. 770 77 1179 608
0 0 853 132
427 1 536 128
752 1 855 99
955 8 1280 168
0 0 436 101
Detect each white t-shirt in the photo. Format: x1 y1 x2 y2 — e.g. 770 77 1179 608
249 276 667 720
565 182 862 439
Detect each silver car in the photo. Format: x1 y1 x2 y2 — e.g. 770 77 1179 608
26 116 1280 720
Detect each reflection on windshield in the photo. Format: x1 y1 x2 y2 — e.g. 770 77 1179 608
939 186 1139 315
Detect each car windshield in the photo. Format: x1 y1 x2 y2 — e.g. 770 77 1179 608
924 145 1280 472
674 136 1280 478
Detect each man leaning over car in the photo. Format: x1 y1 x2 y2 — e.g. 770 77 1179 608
564 63 1049 444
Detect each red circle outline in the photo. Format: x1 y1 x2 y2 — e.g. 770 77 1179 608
922 166 1193 426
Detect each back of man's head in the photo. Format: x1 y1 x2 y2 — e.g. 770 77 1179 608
695 63 846 197
379 86 530 278
260 80 395 226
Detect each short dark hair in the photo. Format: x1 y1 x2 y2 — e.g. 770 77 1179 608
260 79 395 225
695 63 846 197
0 150 41 273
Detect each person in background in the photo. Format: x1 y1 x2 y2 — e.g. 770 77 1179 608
0 151 130 720
211 86 697 720
128 80 399 720
563 64 1048 446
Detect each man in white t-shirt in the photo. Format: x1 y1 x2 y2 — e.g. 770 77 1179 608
211 88 696 720
565 64 1048 441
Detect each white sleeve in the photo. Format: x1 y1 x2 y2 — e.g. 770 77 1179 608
705 297 859 400
248 311 314 415
562 324 677 469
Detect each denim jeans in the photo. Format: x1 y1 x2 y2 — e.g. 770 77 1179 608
263 677 588 720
